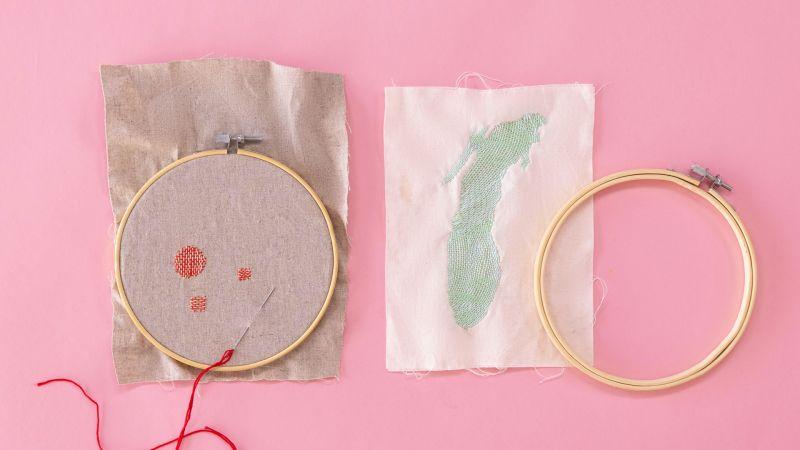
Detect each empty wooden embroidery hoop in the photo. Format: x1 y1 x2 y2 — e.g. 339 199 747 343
533 168 756 391
114 149 338 371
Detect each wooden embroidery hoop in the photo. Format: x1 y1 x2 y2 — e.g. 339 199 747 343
534 168 756 390
114 148 339 372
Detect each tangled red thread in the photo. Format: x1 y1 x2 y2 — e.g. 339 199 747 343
36 350 237 449
237 267 252 281
174 246 207 278
189 295 207 312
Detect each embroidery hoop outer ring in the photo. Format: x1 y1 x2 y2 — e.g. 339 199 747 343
534 168 756 391
114 149 339 372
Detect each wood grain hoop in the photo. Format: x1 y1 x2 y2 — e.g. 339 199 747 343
534 168 756 391
114 149 339 372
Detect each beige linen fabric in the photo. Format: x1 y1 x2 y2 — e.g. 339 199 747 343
102 59 348 383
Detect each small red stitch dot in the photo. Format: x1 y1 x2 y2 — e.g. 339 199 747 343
174 246 206 278
237 267 252 281
189 295 207 312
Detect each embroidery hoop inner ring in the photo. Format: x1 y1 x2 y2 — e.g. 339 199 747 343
534 168 756 391
114 149 339 372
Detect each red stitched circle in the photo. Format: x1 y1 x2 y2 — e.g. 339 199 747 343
174 246 207 278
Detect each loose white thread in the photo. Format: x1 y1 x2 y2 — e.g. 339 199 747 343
594 82 612 96
295 375 340 385
403 371 431 380
593 276 609 325
454 72 522 89
534 367 565 384
467 367 507 377
316 376 341 385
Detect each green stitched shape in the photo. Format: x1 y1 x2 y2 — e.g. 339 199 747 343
444 113 546 328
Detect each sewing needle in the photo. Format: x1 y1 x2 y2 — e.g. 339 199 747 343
231 286 275 350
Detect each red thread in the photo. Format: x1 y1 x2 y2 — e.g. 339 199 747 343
36 378 103 449
237 267 252 281
36 350 237 449
189 295 207 312
173 349 234 449
150 426 236 450
174 246 207 278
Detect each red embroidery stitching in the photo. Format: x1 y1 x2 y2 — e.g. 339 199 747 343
237 267 252 281
189 295 207 312
174 246 207 278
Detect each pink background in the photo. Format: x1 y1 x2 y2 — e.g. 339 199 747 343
0 1 797 448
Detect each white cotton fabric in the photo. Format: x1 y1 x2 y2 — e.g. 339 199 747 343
384 85 595 371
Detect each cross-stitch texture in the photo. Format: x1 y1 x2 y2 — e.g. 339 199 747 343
238 267 252 281
174 246 207 279
189 295 207 312
102 59 349 383
445 113 546 328
385 85 595 371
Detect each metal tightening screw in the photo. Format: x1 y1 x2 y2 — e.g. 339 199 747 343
690 164 733 191
214 133 264 154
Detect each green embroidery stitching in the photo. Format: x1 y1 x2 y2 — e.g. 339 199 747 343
444 113 546 328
